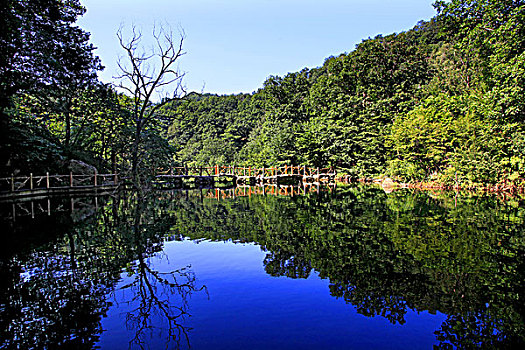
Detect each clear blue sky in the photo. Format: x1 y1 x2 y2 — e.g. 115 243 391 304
78 0 437 95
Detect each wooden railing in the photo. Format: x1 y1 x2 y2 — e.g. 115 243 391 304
1 165 336 197
0 172 119 194
6 196 103 220
157 165 336 178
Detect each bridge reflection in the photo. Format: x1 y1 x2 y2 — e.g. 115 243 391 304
205 183 336 200
1 183 337 222
1 195 104 222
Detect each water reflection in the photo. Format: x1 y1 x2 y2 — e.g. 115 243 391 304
0 186 524 348
122 255 205 349
0 192 206 349
170 186 525 348
121 192 207 348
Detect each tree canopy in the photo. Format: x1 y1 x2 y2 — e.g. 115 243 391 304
2 0 525 187
160 0 525 186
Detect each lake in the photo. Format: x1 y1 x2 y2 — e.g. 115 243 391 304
1 185 524 349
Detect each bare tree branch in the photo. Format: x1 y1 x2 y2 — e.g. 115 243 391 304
115 24 187 183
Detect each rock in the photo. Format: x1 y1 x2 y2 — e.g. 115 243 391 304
68 160 97 175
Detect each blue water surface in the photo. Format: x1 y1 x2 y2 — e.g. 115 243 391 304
5 187 521 349
97 239 446 349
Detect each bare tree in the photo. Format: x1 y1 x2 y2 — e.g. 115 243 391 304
116 24 186 183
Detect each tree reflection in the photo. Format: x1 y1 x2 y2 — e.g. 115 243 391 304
263 251 312 279
168 186 525 347
121 248 206 348
2 186 524 348
113 190 208 349
435 312 509 349
0 191 207 349
121 257 204 349
0 197 115 349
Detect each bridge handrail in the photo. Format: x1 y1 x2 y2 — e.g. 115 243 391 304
0 173 119 193
157 165 336 178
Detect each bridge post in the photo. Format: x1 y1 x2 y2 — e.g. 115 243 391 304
11 174 14 192
46 172 50 189
94 171 97 187
30 173 33 190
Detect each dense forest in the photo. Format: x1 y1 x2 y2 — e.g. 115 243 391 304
1 0 524 186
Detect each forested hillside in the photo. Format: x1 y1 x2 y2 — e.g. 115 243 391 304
1 0 524 186
166 0 525 186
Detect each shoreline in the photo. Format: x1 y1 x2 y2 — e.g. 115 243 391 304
336 175 525 197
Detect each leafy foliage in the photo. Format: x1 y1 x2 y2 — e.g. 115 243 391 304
165 92 260 166
3 0 525 185
163 0 524 185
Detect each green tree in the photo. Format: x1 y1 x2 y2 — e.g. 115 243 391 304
0 0 102 175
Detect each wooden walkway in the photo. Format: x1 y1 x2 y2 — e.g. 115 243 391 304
0 172 119 200
0 165 337 199
156 165 336 186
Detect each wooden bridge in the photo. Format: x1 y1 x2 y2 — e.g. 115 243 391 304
0 165 337 200
156 165 336 187
0 172 119 200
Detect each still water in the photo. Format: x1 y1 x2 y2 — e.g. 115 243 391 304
1 186 524 349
